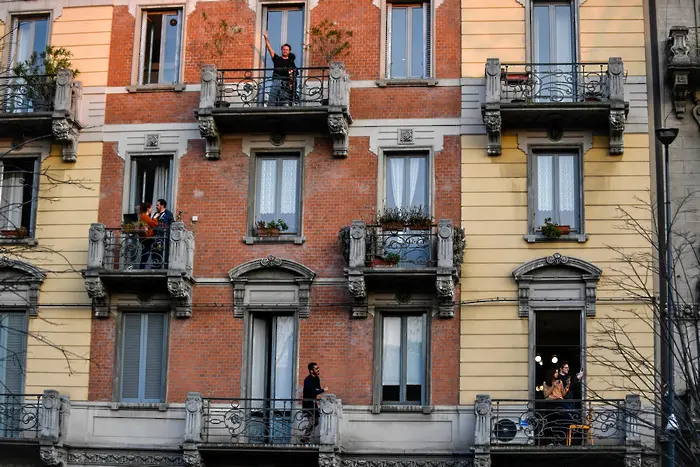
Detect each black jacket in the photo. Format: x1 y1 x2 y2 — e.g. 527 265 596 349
303 374 324 409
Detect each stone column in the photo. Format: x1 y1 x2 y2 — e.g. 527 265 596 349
474 394 492 467
183 392 203 467
87 223 106 270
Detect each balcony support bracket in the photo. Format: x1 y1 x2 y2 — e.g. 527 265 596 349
436 273 455 318
328 113 350 158
168 274 193 318
84 274 110 318
198 114 221 161
609 106 626 156
348 272 368 319
52 118 80 162
483 107 502 157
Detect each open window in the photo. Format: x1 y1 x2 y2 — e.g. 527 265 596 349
128 155 173 215
139 9 183 85
0 157 39 240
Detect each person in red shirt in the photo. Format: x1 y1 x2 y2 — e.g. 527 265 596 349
138 202 159 269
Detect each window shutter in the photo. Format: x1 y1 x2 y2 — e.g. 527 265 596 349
121 314 142 400
386 6 392 79
425 2 432 78
143 314 165 401
1 313 26 395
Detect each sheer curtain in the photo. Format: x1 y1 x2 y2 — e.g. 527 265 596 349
151 165 169 208
389 158 404 208
280 159 298 229
0 171 24 229
408 158 420 207
258 160 276 217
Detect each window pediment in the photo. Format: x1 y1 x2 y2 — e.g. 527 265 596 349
0 257 46 315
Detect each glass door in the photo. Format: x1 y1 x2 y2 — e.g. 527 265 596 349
262 7 304 103
532 2 575 102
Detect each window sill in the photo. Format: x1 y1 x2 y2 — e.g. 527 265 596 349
524 233 589 243
126 84 186 93
0 237 37 246
371 404 433 414
110 402 168 411
376 78 438 88
243 235 306 245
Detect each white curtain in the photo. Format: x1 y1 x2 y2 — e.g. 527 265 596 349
258 160 276 215
273 316 294 401
406 316 425 386
382 317 401 386
250 318 268 401
537 155 553 212
151 165 169 209
558 155 575 213
408 158 421 207
0 171 24 229
280 159 297 215
388 158 404 208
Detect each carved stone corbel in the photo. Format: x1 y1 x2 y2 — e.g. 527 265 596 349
198 115 221 160
668 27 692 119
167 276 193 318
84 275 109 318
436 275 455 319
183 449 203 467
609 107 626 155
52 119 79 162
328 113 349 158
40 446 67 466
347 274 367 319
483 109 502 156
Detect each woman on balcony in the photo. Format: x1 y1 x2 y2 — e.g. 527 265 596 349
138 202 159 269
542 368 570 445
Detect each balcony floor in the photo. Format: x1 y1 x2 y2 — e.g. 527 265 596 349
206 106 331 134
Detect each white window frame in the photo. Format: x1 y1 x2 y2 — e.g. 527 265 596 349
7 14 51 67
385 1 432 80
251 151 303 236
525 0 579 63
378 148 434 215
134 7 184 86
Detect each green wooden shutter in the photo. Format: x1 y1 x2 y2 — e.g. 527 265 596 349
143 314 165 401
121 314 142 400
425 2 432 78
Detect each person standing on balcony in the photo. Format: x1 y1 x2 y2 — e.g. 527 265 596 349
138 202 159 269
301 362 328 443
151 199 174 269
263 30 297 106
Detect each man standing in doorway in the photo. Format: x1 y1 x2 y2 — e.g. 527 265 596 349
263 30 297 106
301 362 328 443
152 199 174 268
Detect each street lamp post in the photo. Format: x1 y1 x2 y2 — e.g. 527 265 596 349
656 127 679 467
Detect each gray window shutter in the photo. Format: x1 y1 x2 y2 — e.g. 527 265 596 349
144 314 165 401
1 312 27 395
121 314 142 400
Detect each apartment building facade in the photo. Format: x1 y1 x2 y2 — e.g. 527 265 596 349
460 0 657 466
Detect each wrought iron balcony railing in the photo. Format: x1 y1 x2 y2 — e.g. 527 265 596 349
0 76 56 113
498 62 617 104
473 395 642 449
0 394 42 439
363 224 438 268
215 67 329 108
202 398 319 446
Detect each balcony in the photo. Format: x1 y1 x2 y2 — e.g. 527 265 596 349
343 220 463 319
83 222 195 318
0 390 68 462
481 58 628 156
667 26 700 119
196 63 352 160
473 395 644 465
183 393 341 465
0 70 82 161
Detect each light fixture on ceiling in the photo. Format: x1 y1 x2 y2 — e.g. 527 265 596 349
551 355 558 364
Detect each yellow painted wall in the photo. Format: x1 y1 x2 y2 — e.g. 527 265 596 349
51 6 113 87
459 132 654 404
461 0 646 77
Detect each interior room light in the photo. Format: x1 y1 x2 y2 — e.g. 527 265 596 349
538 361 543 366
535 355 542 363
536 385 543 392
551 356 558 364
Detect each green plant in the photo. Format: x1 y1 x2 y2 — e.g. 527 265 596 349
256 219 289 232
384 252 401 265
305 19 353 64
338 225 351 262
11 46 79 111
123 221 148 233
377 207 406 229
452 226 466 270
201 12 244 68
540 217 561 238
406 205 432 229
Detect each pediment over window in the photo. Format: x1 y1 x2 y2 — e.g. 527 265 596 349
512 253 601 318
0 256 46 315
228 256 316 318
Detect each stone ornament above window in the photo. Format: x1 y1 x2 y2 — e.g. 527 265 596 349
144 134 160 149
0 256 46 316
398 129 414 144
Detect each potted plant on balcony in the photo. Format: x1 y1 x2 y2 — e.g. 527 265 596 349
372 252 401 267
11 46 79 112
201 12 243 108
377 207 405 231
255 219 289 237
406 206 432 230
0 226 28 238
123 221 148 235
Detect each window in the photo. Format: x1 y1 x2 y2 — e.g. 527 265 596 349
128 155 173 215
381 314 426 405
0 312 27 437
387 2 431 79
139 10 182 85
10 15 49 65
385 152 428 210
0 158 39 238
120 313 167 402
255 153 301 234
532 2 575 101
250 315 295 401
263 6 304 68
532 151 581 235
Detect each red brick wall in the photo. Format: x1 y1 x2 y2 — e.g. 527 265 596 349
107 6 134 87
88 315 117 400
98 142 124 227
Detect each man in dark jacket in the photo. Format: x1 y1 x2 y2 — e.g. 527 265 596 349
263 31 297 106
301 362 327 443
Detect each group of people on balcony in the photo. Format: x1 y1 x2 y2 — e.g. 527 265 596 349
263 31 297 106
138 199 174 269
541 362 585 445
